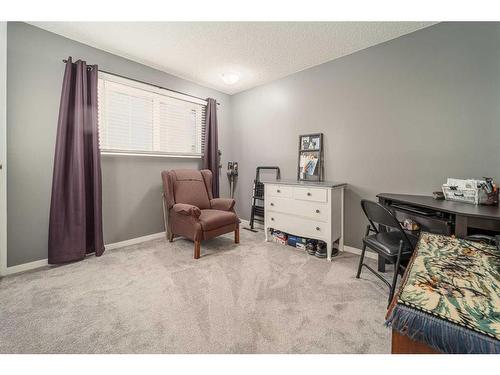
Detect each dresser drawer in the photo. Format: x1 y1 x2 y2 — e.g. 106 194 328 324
266 212 329 240
293 187 328 202
266 197 329 222
267 184 293 198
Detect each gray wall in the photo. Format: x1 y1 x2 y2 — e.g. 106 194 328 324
231 22 500 248
6 22 233 266
7 21 500 266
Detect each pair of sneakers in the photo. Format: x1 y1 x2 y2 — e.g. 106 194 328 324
306 239 327 258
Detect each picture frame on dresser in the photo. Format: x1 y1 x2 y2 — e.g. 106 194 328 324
297 133 324 181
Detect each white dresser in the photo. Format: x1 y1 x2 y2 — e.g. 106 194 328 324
263 179 346 261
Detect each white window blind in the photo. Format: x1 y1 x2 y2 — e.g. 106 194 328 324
98 72 206 157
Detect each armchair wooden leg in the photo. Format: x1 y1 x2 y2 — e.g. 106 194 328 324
168 232 174 242
235 226 240 244
194 240 201 259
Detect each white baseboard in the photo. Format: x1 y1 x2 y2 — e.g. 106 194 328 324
4 258 49 276
239 218 250 227
104 232 165 251
2 231 166 277
343 245 377 260
239 218 264 230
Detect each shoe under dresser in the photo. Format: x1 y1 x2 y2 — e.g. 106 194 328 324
262 179 346 261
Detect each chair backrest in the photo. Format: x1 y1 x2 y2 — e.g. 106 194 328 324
361 199 414 247
162 169 213 209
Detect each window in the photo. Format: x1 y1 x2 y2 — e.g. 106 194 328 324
97 72 206 157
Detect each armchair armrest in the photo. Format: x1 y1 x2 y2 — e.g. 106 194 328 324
172 203 201 219
210 198 235 211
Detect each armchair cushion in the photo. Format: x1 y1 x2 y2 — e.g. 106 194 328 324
199 209 239 231
172 203 201 219
171 170 211 209
210 198 236 211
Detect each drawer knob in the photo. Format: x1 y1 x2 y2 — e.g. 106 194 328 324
316 227 320 231
307 192 312 196
316 209 320 213
277 189 281 193
270 202 274 206
271 217 274 221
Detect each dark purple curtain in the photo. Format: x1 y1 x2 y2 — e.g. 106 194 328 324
48 57 104 264
202 98 220 197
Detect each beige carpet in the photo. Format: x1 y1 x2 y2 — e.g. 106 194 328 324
0 229 392 353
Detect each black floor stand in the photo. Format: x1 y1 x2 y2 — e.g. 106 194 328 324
244 166 281 232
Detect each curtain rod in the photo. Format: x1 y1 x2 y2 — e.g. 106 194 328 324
62 59 220 106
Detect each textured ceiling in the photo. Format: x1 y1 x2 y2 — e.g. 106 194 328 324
30 22 436 94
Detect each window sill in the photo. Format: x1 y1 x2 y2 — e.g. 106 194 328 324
100 150 203 159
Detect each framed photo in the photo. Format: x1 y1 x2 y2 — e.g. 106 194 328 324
309 135 320 150
299 152 319 175
300 134 321 151
297 133 324 181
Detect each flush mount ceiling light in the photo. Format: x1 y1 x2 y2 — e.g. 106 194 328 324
221 72 240 85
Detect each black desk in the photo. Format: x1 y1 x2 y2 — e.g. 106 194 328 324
376 193 500 272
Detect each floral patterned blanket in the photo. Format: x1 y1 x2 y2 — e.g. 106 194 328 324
386 232 500 354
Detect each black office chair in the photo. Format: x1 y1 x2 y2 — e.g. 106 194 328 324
356 199 418 306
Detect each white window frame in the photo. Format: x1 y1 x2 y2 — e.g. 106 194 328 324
98 71 207 159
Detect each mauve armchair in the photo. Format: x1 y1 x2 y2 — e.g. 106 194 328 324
161 169 240 259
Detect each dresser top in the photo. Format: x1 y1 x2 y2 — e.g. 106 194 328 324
261 178 346 188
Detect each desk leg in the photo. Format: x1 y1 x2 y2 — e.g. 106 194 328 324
455 215 468 238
